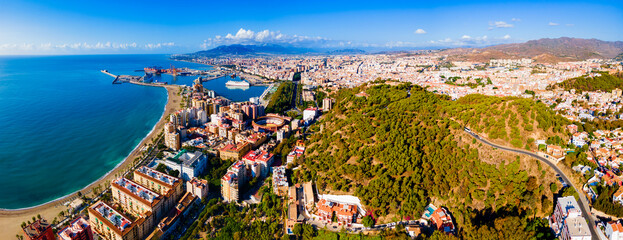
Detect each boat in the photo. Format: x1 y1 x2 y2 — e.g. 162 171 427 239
225 80 250 87
231 73 237 78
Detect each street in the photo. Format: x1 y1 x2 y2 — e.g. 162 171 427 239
464 129 601 240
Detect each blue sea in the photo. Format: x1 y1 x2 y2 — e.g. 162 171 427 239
0 55 266 209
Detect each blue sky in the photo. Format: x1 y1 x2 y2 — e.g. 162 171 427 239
0 0 621 54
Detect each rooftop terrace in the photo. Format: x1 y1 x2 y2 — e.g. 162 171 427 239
114 178 160 203
91 202 132 232
136 166 179 186
57 217 90 240
168 149 204 167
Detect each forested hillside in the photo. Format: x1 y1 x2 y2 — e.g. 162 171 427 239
549 72 623 92
449 94 569 149
296 83 558 238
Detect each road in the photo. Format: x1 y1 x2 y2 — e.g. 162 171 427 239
464 130 600 240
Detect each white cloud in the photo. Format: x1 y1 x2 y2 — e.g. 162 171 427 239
384 41 418 48
200 28 329 49
490 21 514 28
511 18 521 22
414 29 427 34
549 22 559 26
566 23 574 27
0 41 177 54
426 34 512 47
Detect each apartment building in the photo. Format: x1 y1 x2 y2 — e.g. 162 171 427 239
57 217 94 240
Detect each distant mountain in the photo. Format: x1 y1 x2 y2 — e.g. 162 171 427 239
326 49 365 55
188 44 316 57
446 37 623 63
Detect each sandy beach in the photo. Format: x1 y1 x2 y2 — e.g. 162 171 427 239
0 84 182 239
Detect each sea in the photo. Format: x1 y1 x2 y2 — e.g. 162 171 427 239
0 54 266 209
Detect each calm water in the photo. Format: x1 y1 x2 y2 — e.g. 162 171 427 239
0 55 266 209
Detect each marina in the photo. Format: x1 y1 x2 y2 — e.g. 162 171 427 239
100 64 269 103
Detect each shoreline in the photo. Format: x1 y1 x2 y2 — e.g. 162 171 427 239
0 83 182 239
0 85 169 212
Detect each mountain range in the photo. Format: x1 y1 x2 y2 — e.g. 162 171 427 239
189 44 317 57
445 37 623 63
183 37 623 63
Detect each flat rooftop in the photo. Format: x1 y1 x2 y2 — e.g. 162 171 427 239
566 216 591 237
114 178 160 204
91 202 132 232
57 217 90 240
169 149 204 167
136 166 179 186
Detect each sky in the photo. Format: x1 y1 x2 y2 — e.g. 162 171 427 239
0 0 621 55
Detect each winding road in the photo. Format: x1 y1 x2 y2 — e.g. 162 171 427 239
464 130 600 240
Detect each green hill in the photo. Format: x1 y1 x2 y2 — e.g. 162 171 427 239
297 83 559 238
550 72 623 92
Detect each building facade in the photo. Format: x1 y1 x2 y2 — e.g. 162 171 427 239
22 219 55 240
57 217 94 240
88 201 144 240
187 178 209 200
560 216 591 240
164 122 181 150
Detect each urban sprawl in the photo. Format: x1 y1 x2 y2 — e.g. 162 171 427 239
19 51 623 240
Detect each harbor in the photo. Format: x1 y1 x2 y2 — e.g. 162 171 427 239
101 68 270 103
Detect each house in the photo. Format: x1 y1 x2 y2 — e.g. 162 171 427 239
567 124 578 134
287 146 305 164
606 220 623 240
430 207 455 234
547 145 564 157
614 188 623 206
405 223 423 239
317 199 359 225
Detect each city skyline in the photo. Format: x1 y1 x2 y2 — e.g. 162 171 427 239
0 0 622 55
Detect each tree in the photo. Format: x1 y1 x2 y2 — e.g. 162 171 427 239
169 169 180 177
292 224 303 239
362 215 375 228
155 163 168 173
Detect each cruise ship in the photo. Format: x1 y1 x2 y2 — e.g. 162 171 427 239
225 80 250 87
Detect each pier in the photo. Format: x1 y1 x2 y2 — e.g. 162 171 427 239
101 70 143 84
199 74 226 82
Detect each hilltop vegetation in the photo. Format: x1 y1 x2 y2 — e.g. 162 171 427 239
296 83 559 238
449 94 569 149
549 72 623 92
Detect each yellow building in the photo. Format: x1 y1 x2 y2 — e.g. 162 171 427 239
111 178 164 224
133 166 184 213
164 123 180 150
88 201 145 240
219 142 251 160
